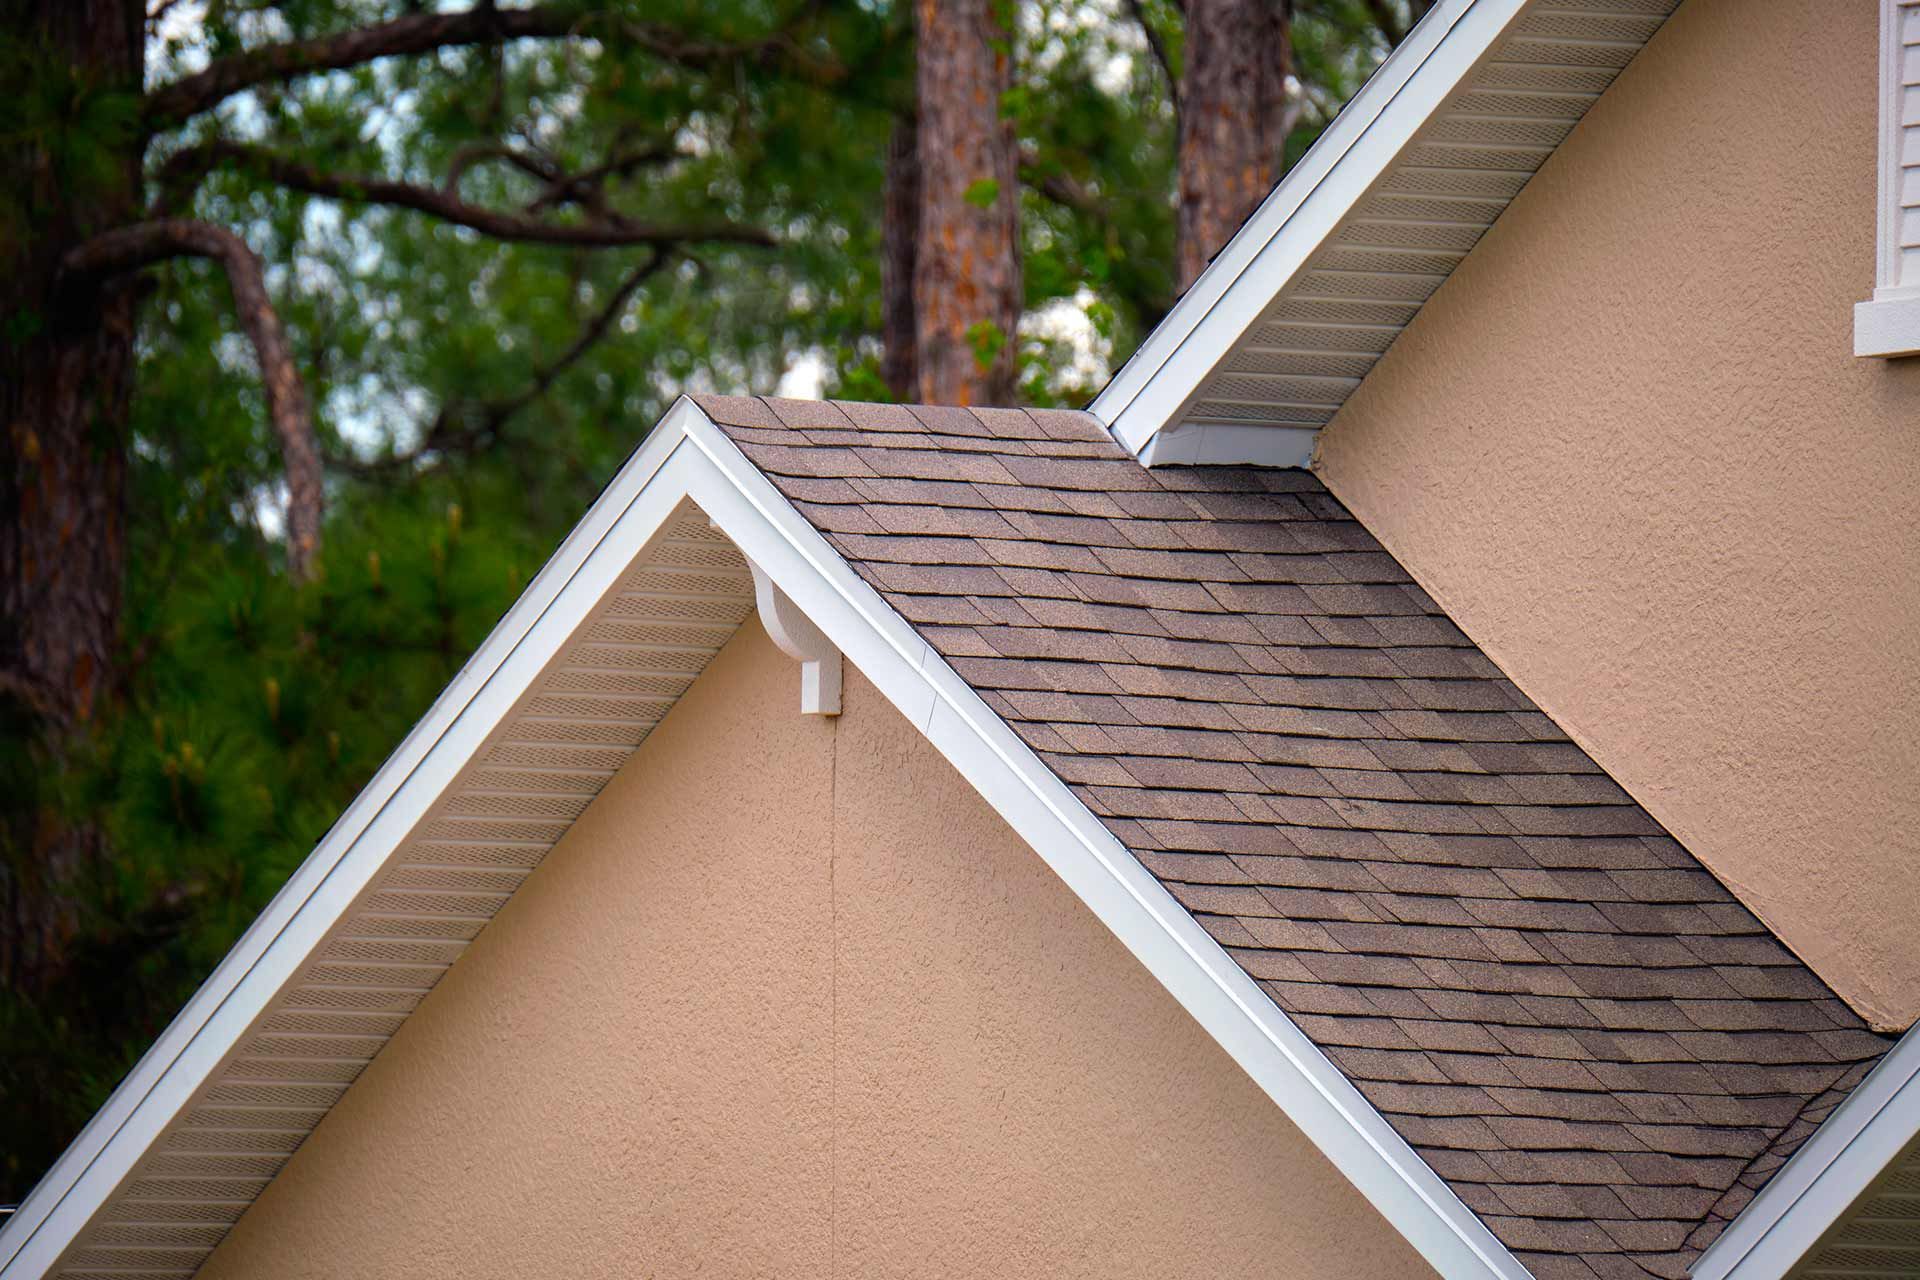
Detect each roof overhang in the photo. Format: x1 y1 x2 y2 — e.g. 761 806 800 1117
0 399 1528 1280
1695 1021 1920 1280
1089 0 1681 466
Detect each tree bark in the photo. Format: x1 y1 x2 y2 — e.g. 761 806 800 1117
64 220 325 580
0 0 145 991
912 0 1020 407
1176 0 1293 292
881 113 920 402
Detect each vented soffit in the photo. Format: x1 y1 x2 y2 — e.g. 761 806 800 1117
1091 0 1684 468
23 500 758 1280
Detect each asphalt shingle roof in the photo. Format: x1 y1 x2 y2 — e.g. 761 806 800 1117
695 394 1895 1280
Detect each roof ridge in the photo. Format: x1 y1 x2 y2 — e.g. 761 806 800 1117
1 398 1521 1280
700 393 1898 1280
11 391 1895 1280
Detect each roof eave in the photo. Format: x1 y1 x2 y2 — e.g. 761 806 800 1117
1088 0 1526 455
0 402 714 1280
0 398 1532 1280
685 405 1534 1280
1693 1020 1920 1280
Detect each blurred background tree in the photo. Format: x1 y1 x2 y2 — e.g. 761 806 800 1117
0 0 1419 1202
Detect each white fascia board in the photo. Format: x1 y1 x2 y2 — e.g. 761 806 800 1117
677 408 1529 1280
1089 0 1526 454
1137 422 1321 468
1693 1020 1920 1280
1 397 1529 1280
0 404 707 1279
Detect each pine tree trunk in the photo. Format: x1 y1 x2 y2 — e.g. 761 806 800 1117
912 0 1020 407
1176 0 1293 292
881 113 921 402
0 0 145 991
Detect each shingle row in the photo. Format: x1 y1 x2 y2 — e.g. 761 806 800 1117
696 396 1893 1280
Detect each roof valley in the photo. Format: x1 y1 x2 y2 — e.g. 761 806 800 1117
696 394 1896 1280
1684 1059 1879 1257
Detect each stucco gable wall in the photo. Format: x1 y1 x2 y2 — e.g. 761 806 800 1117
195 618 1432 1280
1316 0 1920 1029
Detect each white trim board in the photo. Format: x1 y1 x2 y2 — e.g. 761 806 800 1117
1088 0 1685 462
1693 1020 1920 1280
1136 421 1321 468
0 404 710 1279
1089 0 1517 452
1854 295 1920 359
1856 0 1920 358
0 399 1528 1280
682 409 1531 1280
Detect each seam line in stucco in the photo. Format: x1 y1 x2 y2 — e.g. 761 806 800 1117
830 711 839 1275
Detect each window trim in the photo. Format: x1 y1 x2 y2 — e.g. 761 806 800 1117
1855 0 1920 358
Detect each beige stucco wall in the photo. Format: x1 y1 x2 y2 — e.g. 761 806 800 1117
1316 0 1920 1029
197 619 1433 1280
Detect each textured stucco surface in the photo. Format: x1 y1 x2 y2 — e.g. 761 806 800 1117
1316 0 1920 1029
197 619 1434 1279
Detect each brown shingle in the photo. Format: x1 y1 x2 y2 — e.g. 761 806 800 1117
735 440 878 479
705 397 1894 1280
763 395 857 430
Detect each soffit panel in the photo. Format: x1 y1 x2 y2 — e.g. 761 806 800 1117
52 502 755 1280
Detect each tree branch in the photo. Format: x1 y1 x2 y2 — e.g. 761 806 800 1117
142 4 841 134
525 143 681 214
487 248 671 422
62 220 325 581
1124 0 1182 118
144 5 585 130
340 250 672 477
441 142 558 197
1018 145 1104 220
1018 147 1175 328
436 141 681 217
1360 0 1408 43
156 142 776 248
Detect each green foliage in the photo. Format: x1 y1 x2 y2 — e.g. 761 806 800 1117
967 317 1008 370
962 177 1002 208
0 0 1401 1202
0 33 142 244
